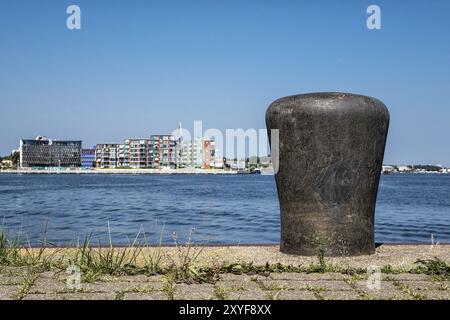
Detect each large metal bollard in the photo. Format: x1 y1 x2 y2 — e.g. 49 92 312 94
266 93 389 256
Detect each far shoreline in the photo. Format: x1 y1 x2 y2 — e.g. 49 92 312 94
2 169 449 175
0 168 276 175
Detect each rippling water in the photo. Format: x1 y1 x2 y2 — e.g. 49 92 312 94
0 174 449 245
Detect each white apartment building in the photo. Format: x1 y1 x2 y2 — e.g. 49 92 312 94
178 138 222 169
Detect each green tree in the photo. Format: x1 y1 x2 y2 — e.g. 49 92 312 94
11 151 20 167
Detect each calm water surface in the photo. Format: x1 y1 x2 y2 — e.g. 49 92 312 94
0 174 449 245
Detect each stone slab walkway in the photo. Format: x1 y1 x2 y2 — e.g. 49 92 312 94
0 266 448 300
0 245 449 300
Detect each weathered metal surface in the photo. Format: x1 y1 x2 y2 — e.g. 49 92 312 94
266 92 390 256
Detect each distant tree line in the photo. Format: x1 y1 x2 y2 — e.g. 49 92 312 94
0 151 20 167
392 164 443 172
411 165 443 172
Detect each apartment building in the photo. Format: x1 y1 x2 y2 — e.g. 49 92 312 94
95 144 121 168
124 139 152 168
149 135 177 168
95 135 177 169
178 138 221 169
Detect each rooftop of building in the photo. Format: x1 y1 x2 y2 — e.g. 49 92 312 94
21 139 82 145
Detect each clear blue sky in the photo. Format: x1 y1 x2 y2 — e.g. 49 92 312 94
1 0 449 165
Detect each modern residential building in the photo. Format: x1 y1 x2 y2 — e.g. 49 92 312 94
149 135 177 168
81 148 96 169
124 139 152 168
178 138 222 169
19 136 82 168
179 138 204 168
117 143 128 167
204 140 213 169
95 144 121 168
95 135 177 169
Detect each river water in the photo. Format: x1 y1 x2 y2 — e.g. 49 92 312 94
0 173 449 245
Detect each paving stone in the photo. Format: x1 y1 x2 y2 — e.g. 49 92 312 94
382 274 431 281
123 291 168 300
341 275 368 284
269 272 346 281
52 273 70 282
353 279 399 292
353 281 409 300
268 290 317 300
367 290 410 300
220 274 260 281
0 275 27 285
39 271 57 279
320 290 362 300
97 274 165 283
29 278 67 294
0 285 19 300
23 293 116 300
399 281 442 291
2 267 447 300
82 281 161 293
215 280 261 291
0 266 30 276
422 290 450 300
226 290 270 300
173 284 216 300
260 280 353 291
308 280 355 291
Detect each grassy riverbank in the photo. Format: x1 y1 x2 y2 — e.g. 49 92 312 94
1 230 449 284
1 228 449 300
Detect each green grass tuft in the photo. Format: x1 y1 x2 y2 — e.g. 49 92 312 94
414 257 450 279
